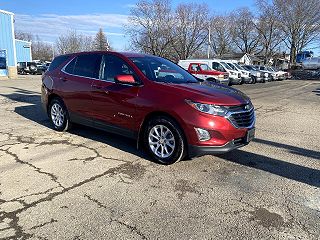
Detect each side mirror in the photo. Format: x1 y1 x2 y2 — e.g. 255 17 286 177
114 75 137 85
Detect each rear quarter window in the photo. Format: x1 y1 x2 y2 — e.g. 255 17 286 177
48 55 70 71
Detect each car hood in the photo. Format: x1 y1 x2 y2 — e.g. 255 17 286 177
166 81 250 106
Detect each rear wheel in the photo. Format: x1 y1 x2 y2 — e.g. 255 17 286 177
144 116 186 165
49 98 71 131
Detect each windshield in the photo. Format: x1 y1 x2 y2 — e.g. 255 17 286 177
226 63 237 71
221 62 232 70
234 63 245 71
129 56 198 84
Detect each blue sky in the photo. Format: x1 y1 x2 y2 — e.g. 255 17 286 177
0 0 257 51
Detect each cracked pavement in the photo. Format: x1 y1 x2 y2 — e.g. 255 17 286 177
0 76 319 239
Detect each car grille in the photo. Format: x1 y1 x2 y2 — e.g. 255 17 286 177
226 104 255 128
224 74 228 79
238 73 241 78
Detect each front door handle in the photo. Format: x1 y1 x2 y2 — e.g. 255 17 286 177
60 77 68 82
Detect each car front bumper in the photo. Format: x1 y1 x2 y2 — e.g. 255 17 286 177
229 77 242 84
217 78 230 85
242 77 252 83
188 136 250 158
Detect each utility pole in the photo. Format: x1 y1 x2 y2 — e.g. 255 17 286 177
207 26 211 59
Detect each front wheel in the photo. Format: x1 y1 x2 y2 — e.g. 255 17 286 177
144 117 186 165
49 98 71 131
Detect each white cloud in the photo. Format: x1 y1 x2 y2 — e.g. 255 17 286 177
123 4 137 9
14 13 129 47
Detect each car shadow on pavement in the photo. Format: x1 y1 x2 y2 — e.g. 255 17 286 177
220 150 320 188
312 88 320 96
253 138 320 161
0 88 52 128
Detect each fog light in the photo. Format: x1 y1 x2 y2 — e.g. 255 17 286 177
195 128 211 141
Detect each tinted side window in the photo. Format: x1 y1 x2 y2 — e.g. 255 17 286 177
73 54 102 78
212 62 225 72
49 55 69 71
101 55 134 82
190 64 199 71
64 57 77 74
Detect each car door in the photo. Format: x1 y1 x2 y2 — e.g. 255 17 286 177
189 63 206 80
91 54 140 137
59 53 102 123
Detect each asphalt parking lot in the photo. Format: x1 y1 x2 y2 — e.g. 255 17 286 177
0 76 319 239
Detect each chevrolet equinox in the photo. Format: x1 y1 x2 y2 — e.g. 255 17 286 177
41 52 255 164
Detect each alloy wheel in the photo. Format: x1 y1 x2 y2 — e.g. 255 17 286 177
148 125 175 158
50 103 65 127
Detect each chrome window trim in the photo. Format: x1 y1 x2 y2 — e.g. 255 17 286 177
61 56 115 83
61 55 142 86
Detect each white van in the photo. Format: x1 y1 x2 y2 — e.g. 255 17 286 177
221 60 252 84
179 59 241 85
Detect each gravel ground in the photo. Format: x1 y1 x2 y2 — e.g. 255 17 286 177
0 76 319 240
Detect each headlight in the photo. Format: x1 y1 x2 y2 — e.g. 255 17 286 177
230 72 236 76
186 100 229 116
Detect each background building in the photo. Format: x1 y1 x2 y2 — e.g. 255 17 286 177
0 9 32 79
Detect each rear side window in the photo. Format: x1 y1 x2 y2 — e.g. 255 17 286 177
74 54 102 78
48 55 69 71
65 54 102 78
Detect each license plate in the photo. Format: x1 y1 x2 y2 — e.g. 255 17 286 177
246 128 255 143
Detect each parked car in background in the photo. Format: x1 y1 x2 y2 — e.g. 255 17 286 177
254 66 278 81
242 65 264 83
268 67 286 80
222 60 252 84
178 60 229 85
179 59 241 85
209 59 242 85
17 61 48 75
302 57 320 70
42 52 255 164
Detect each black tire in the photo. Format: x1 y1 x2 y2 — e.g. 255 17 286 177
143 116 186 165
48 98 71 132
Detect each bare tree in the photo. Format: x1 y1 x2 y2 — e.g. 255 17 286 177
126 0 174 58
56 30 93 54
255 1 286 64
15 31 34 42
273 0 320 64
15 31 53 61
32 36 54 61
93 28 111 51
230 8 261 54
171 3 209 60
209 15 233 57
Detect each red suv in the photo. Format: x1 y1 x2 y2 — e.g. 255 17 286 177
42 52 255 164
